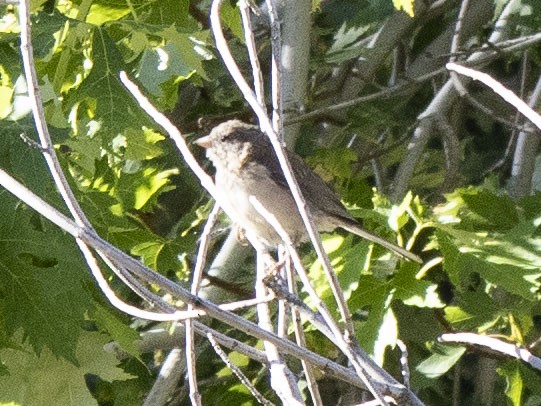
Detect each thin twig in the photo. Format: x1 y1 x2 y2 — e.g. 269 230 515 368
219 294 275 311
207 333 276 406
508 72 541 197
447 62 541 131
185 203 221 406
239 0 266 108
191 204 221 294
275 248 289 340
210 0 356 342
254 244 304 405
439 332 541 371
396 339 410 388
143 348 185 406
358 397 397 406
435 115 460 193
449 0 470 63
264 0 283 132
0 166 408 394
285 255 323 406
18 0 178 321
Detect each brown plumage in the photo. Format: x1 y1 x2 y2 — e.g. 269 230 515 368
195 120 421 263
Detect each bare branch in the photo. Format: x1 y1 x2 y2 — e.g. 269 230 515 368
185 204 220 406
207 333 276 406
239 0 266 108
284 256 323 406
209 0 357 339
255 250 304 405
143 349 185 406
391 0 525 201
0 166 408 393
396 339 410 388
447 62 541 131
439 333 541 372
18 0 186 322
508 74 541 197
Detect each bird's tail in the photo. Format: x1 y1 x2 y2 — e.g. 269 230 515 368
340 223 422 263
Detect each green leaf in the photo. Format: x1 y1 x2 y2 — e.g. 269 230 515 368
518 192 541 220
465 254 539 299
460 189 519 230
497 361 523 406
0 123 53 196
123 128 165 162
0 330 134 405
388 191 413 231
160 26 211 79
91 305 141 360
117 167 178 211
350 273 395 360
306 234 362 309
372 306 398 366
0 193 94 362
393 0 415 17
136 27 211 106
62 135 103 176
86 2 131 25
137 0 195 29
306 147 357 182
437 226 541 300
31 10 69 59
416 344 466 379
520 360 541 403
444 291 500 330
66 27 150 137
394 264 445 308
220 1 244 41
326 23 370 64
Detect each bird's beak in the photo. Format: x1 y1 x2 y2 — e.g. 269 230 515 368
194 135 212 149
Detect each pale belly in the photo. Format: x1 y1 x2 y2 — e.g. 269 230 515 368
214 168 307 246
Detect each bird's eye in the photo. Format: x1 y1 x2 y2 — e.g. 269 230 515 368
220 133 235 143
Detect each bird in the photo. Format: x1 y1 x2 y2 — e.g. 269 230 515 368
195 120 421 263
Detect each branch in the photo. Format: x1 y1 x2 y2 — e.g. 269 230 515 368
508 73 541 197
249 197 421 406
143 348 185 406
209 0 357 339
255 250 304 405
284 255 323 406
207 333 276 406
18 0 187 322
439 333 541 372
184 203 220 406
446 62 541 131
0 167 399 394
390 0 524 201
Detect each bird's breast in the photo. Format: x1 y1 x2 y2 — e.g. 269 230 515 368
214 165 306 245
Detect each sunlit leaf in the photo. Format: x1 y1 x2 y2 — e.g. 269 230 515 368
417 344 466 378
